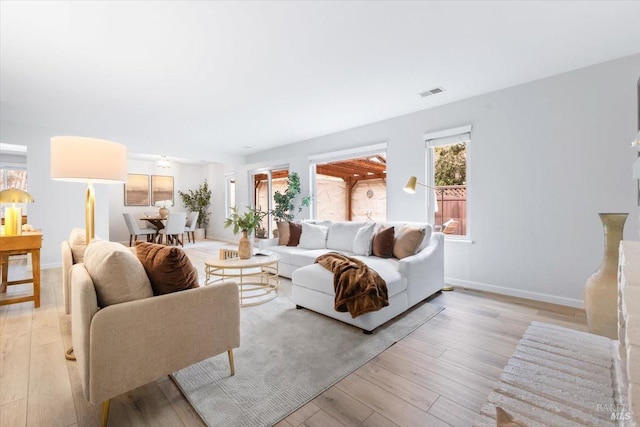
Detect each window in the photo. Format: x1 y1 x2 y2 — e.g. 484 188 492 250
225 174 236 217
309 143 387 221
425 126 470 237
252 167 289 237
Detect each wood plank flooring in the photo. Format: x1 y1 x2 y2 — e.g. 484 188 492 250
0 246 587 426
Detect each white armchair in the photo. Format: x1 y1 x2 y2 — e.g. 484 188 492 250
71 263 240 426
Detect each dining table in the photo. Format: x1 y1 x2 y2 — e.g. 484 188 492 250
140 216 166 231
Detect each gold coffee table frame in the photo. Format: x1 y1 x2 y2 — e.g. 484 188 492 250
204 253 280 307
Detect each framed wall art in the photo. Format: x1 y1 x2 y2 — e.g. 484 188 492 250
151 175 174 205
124 174 150 206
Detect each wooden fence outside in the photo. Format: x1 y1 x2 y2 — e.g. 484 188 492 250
436 185 467 235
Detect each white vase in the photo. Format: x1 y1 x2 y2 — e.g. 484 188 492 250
584 213 627 339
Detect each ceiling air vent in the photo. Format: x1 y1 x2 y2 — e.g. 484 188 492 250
419 87 445 98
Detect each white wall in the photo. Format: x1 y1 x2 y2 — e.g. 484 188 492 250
108 160 208 244
0 120 110 267
228 54 640 308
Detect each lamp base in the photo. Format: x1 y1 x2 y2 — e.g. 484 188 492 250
442 284 454 291
4 207 22 236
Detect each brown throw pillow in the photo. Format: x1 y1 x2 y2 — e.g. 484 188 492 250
393 226 426 259
135 242 199 295
372 226 395 258
287 222 302 246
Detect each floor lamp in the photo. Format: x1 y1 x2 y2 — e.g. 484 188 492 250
403 175 453 291
50 136 128 359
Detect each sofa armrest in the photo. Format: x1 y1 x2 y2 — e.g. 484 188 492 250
258 238 280 249
87 282 240 404
61 240 74 314
398 232 445 306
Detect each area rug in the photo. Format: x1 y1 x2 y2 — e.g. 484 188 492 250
171 278 443 427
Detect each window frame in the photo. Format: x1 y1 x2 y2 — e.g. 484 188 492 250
424 126 471 240
308 142 388 221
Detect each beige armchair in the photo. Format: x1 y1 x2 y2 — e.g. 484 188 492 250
71 263 240 426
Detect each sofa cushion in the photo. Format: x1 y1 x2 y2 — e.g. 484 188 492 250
298 222 329 249
135 242 199 295
287 222 302 246
372 226 395 258
353 223 376 256
69 227 88 263
393 226 426 259
326 221 365 252
84 240 153 307
293 258 406 298
289 248 334 267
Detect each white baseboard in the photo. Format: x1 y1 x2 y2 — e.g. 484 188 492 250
445 277 584 309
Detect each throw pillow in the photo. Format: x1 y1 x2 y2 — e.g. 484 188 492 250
277 221 290 246
352 223 376 256
135 242 199 295
84 240 153 307
393 226 426 259
287 222 303 246
326 221 365 252
496 407 528 427
372 226 395 258
298 222 329 249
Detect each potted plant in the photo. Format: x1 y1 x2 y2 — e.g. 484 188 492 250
224 207 266 259
271 172 311 238
178 179 212 239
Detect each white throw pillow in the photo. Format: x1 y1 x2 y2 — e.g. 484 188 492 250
298 222 329 249
352 223 376 256
326 221 365 252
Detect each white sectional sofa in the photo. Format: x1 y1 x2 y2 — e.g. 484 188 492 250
262 220 444 333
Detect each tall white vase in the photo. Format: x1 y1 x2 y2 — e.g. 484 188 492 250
584 213 627 339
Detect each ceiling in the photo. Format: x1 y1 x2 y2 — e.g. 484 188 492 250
1 1 639 163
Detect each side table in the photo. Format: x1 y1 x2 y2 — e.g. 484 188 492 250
0 231 42 307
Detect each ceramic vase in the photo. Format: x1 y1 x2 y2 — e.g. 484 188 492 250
159 207 169 219
584 212 627 339
238 231 252 259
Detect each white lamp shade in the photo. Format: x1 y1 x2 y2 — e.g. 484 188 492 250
50 136 127 183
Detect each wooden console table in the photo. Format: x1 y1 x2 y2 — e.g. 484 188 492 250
0 231 42 307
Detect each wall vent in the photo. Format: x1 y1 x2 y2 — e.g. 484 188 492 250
419 87 445 97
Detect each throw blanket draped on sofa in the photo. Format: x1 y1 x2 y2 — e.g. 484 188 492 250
316 252 389 318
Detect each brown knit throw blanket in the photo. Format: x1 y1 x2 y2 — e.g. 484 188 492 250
315 252 389 318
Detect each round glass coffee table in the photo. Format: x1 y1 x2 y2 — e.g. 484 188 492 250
204 252 280 307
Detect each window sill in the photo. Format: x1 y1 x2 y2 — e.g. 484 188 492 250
444 236 473 244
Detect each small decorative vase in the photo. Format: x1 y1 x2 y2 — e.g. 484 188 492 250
584 213 628 339
159 207 169 219
238 231 252 259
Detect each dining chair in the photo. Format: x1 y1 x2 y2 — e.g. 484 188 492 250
123 213 158 246
158 212 187 246
184 212 200 243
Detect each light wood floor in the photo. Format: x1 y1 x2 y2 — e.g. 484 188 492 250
0 253 587 427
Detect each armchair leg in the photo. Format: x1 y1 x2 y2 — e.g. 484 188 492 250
101 400 111 427
129 235 133 247
228 349 235 376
